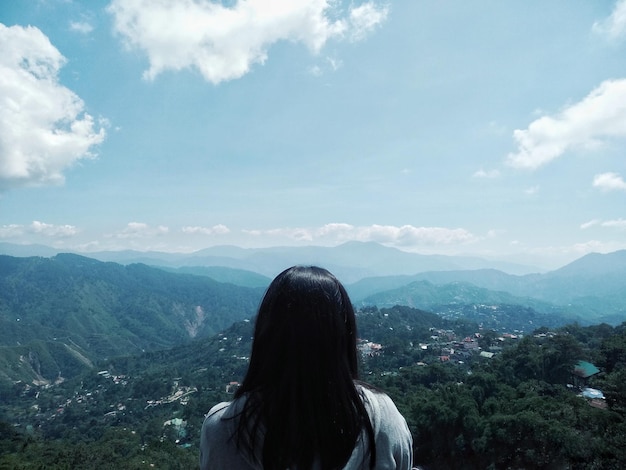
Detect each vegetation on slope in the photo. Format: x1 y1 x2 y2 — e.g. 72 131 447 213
0 254 263 383
1 307 625 469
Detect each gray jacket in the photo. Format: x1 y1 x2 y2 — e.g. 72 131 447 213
200 385 413 469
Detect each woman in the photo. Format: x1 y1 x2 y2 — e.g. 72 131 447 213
200 266 412 469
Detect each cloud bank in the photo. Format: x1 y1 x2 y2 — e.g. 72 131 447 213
0 221 77 239
244 223 476 247
581 218 626 230
108 222 170 239
507 79 626 170
0 24 105 190
107 0 389 84
182 224 230 235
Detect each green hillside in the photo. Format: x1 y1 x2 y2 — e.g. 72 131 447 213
2 306 625 469
0 254 263 384
361 280 579 330
350 250 626 324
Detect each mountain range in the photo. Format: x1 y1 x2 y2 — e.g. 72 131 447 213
1 243 626 385
349 250 626 324
0 241 542 281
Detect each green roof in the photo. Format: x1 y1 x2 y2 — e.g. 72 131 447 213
573 360 600 378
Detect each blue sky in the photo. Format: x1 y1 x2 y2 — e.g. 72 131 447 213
1 0 626 269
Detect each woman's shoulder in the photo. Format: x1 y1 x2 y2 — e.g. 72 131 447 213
357 383 408 432
203 395 251 429
208 401 231 415
203 396 244 423
202 402 230 432
200 398 260 470
356 383 396 410
352 383 413 468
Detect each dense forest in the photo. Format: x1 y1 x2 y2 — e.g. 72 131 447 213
1 305 625 469
0 254 264 384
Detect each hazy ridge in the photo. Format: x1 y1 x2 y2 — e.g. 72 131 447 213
1 243 626 385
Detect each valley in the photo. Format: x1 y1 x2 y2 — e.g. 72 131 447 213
1 244 626 468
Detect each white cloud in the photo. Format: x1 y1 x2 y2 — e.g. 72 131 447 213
107 0 388 84
593 172 626 191
472 168 500 178
486 229 503 238
357 225 475 246
109 222 169 239
182 224 230 235
244 223 476 247
0 221 77 238
580 219 600 230
348 2 388 41
593 0 626 40
0 224 25 238
580 218 626 230
69 21 94 34
602 218 626 229
506 79 626 170
30 220 77 237
0 24 106 191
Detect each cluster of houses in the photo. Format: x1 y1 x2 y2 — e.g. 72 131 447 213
33 368 199 425
355 327 607 408
97 369 128 385
145 380 197 409
357 340 383 357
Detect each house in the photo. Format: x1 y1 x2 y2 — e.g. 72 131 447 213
580 387 607 409
581 387 604 399
225 381 240 394
357 341 383 357
572 360 600 387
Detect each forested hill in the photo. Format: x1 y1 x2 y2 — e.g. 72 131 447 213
348 250 626 325
2 304 625 468
359 280 579 330
0 254 263 384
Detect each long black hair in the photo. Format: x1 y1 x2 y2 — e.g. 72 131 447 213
232 266 376 469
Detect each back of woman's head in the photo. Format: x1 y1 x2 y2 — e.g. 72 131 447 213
235 266 374 469
245 265 358 388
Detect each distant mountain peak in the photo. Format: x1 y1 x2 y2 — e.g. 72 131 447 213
551 249 626 277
